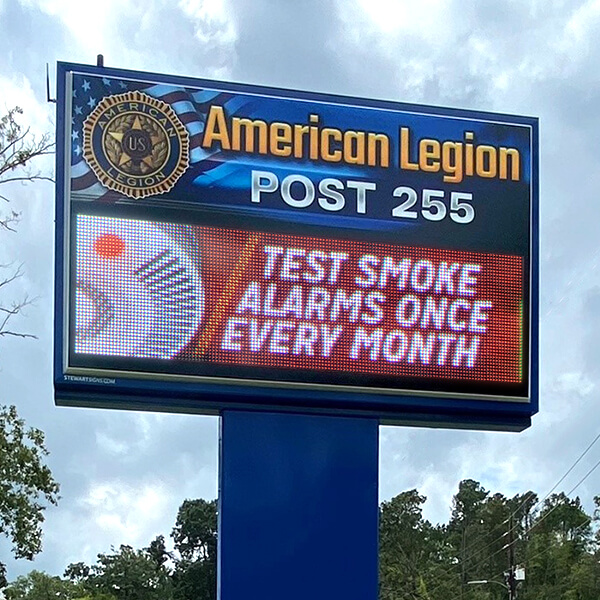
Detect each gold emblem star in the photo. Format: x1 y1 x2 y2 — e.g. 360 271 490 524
107 116 163 168
83 90 189 199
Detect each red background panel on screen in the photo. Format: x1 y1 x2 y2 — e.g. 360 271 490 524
73 215 523 390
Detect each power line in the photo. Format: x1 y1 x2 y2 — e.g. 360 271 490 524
482 514 593 593
422 430 600 597
465 451 600 587
514 452 600 542
461 429 600 561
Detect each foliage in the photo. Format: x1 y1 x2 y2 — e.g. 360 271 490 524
0 106 53 202
171 559 216 600
379 490 438 600
83 545 172 600
59 500 219 600
9 482 600 599
171 499 217 600
63 562 90 585
379 480 600 600
146 534 172 569
172 499 217 563
0 406 60 586
3 570 98 600
0 107 58 587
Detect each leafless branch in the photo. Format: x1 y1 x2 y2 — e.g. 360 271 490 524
0 212 21 232
0 106 52 343
0 106 54 182
0 264 24 289
0 175 55 185
0 330 37 339
0 295 37 340
0 123 31 158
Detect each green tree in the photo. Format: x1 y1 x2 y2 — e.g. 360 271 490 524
146 534 172 569
172 499 217 562
446 479 489 597
379 490 437 600
85 544 172 600
0 406 60 586
171 499 217 600
6 569 116 600
63 562 90 585
4 570 83 600
565 552 600 600
520 493 593 600
0 107 58 586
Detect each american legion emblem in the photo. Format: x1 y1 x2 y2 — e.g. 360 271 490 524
82 91 189 199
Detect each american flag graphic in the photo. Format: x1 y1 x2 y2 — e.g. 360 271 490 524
69 73 250 201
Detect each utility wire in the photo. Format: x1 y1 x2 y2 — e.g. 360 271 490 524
513 452 600 543
459 430 600 563
471 429 600 561
482 514 593 590
422 431 600 597
493 440 600 562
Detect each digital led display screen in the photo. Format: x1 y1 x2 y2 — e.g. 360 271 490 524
71 213 524 397
55 62 538 429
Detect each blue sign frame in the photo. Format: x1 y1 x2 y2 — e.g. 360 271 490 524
54 61 539 431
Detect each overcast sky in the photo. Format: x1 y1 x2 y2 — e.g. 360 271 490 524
1 0 600 580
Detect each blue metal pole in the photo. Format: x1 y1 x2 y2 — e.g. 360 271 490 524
219 410 379 600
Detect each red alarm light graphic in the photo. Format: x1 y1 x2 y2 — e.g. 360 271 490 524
75 215 204 358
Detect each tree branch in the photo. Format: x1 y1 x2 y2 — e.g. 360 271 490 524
0 107 51 343
0 126 31 158
0 296 38 339
0 263 24 289
0 330 37 339
0 175 55 185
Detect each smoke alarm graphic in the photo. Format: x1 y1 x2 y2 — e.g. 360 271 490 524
75 215 203 358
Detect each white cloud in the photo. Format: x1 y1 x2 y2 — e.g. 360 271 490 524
81 481 169 544
179 0 237 44
20 0 117 54
0 74 53 134
355 0 450 35
3 0 600 581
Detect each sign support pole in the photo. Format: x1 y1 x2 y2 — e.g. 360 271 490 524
218 410 379 600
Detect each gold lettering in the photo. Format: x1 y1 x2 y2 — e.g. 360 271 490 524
270 123 292 156
367 133 389 167
419 139 440 172
476 145 497 178
344 131 365 165
464 131 474 176
309 114 319 160
499 147 520 181
202 105 231 150
232 117 268 153
321 128 342 162
442 142 463 183
293 124 309 159
399 127 419 171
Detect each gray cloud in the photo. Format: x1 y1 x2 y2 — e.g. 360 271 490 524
225 0 345 91
0 1 70 103
2 0 600 581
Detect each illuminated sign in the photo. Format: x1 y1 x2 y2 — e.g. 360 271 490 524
55 62 538 430
73 213 523 395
